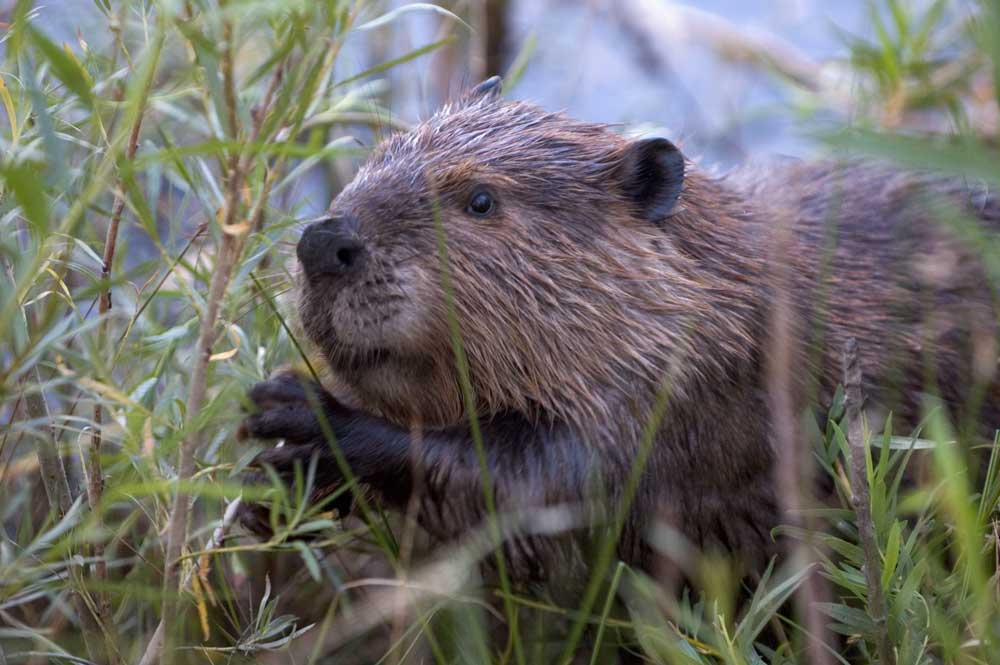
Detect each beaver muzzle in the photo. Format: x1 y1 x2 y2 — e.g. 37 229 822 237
297 215 366 279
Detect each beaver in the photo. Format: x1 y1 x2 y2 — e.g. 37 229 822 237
239 76 1000 589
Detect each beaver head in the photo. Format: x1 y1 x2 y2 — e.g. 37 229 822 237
296 77 753 430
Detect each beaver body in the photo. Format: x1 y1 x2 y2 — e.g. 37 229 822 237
241 78 1000 590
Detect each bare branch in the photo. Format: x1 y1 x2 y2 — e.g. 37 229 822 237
87 36 157 655
765 217 834 665
157 16 251 665
139 496 243 665
7 253 107 665
842 338 895 665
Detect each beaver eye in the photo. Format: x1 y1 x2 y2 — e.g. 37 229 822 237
466 191 495 217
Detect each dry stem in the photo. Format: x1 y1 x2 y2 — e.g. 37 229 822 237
157 225 246 663
3 258 108 663
138 496 243 665
155 16 250 665
765 221 834 665
87 50 153 654
842 338 895 665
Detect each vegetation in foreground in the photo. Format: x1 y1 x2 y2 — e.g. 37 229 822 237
1 0 999 663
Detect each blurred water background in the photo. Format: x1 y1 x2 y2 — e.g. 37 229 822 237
9 0 869 165
14 1 976 230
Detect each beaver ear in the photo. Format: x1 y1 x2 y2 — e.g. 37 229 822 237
619 138 685 225
465 76 503 103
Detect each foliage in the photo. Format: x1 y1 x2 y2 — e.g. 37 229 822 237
0 0 998 664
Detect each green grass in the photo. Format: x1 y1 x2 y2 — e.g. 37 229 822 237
1 1 999 663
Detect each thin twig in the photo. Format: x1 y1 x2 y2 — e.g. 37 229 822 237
198 496 243 583
4 257 107 664
87 40 155 652
3 259 74 517
156 16 251 665
842 338 895 665
147 2 347 657
138 496 243 665
156 155 246 660
766 220 834 665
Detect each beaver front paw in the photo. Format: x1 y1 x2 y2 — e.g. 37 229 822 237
237 370 354 537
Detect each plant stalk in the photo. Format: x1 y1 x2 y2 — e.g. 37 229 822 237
156 17 248 665
87 44 154 654
766 221 834 665
843 338 895 665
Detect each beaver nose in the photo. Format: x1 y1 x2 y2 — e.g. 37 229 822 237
297 216 366 278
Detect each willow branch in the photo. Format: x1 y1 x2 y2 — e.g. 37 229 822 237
138 496 243 665
157 213 246 663
766 221 834 665
3 260 73 516
86 59 152 657
842 338 895 665
3 258 108 664
156 16 250 665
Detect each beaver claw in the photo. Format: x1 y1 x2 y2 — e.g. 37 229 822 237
237 370 340 441
237 371 353 533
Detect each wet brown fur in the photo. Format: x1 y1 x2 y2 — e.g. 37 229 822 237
287 87 1000 585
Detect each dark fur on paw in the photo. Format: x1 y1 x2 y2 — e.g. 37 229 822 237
238 445 353 539
237 370 341 441
237 371 353 537
237 500 275 540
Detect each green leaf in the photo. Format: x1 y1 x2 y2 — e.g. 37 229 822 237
2 163 48 237
0 75 19 144
292 519 337 534
27 27 94 107
230 445 264 478
823 128 1000 187
895 559 925 618
118 163 157 236
23 66 64 181
868 2 901 84
292 541 322 582
877 418 893 464
912 0 947 58
355 3 473 33
504 33 537 91
815 602 878 636
976 431 1000 527
873 435 941 450
334 36 457 89
981 0 1000 111
736 560 814 645
173 20 228 138
6 0 33 58
775 525 864 562
886 0 910 44
882 520 902 590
